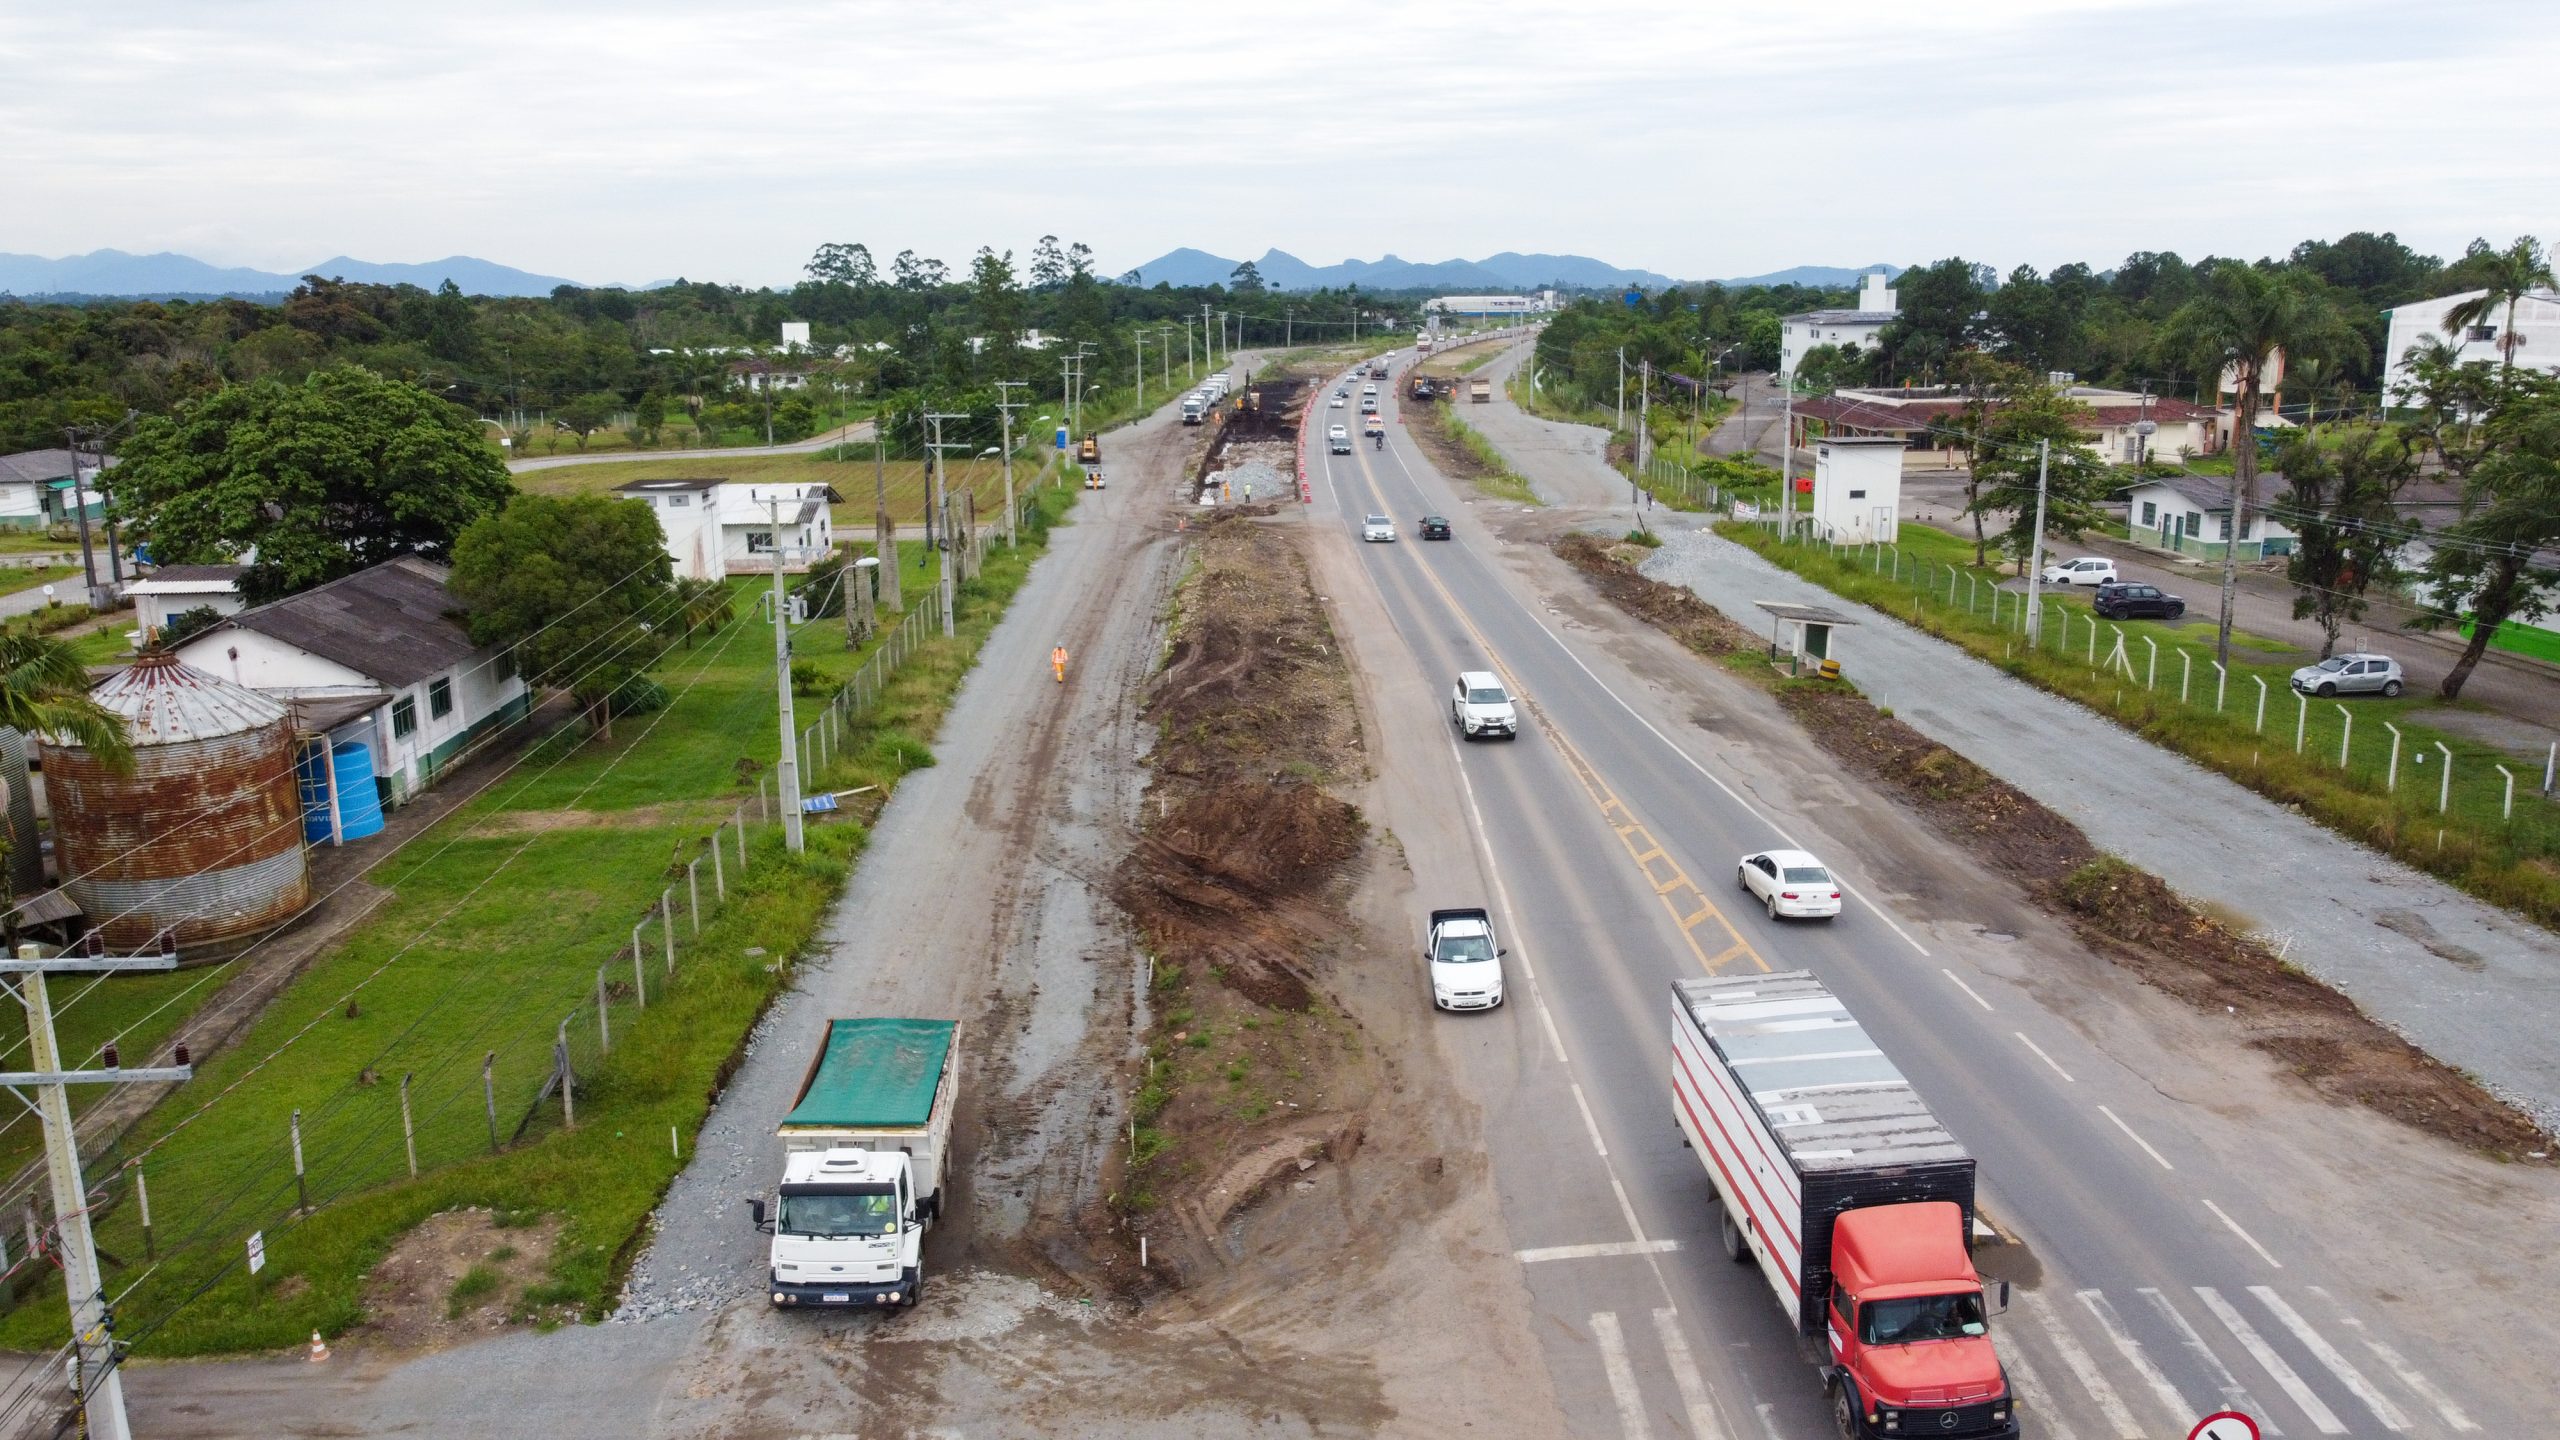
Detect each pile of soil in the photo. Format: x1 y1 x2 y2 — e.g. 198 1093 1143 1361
1559 535 2551 1158
353 1208 566 1352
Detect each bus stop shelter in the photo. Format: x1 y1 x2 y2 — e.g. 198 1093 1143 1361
1754 600 1859 678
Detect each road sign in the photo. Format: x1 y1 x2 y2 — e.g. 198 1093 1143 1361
2188 1413 2260 1440
246 1231 266 1275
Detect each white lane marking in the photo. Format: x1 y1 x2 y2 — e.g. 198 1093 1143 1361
1570 1081 1611 1157
2200 1198 2283 1268
2078 1288 2196 1428
1752 1403 1783 1440
1519 1239 1681 1264
2252 1286 2409 1432
2140 1287 2278 1434
1991 1330 2081 1440
2021 1289 2142 1439
1443 728 1569 1065
1590 1311 1654 1439
2195 1286 2345 1434
2014 1031 2075 1081
2095 1105 2175 1170
1369 437 1934 957
1652 1307 1731 1440
2305 1285 2478 1433
1941 968 1995 1011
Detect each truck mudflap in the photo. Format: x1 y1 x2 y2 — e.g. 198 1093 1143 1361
770 1267 919 1309
1824 1368 2020 1440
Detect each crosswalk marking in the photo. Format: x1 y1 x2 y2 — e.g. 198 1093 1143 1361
2253 1286 2410 1432
2078 1289 2194 1427
2195 1286 2346 1434
1991 1329 2080 1440
1652 1307 1728 1440
2140 1287 2278 1434
2023 1289 2142 1438
2306 1286 2479 1433
1517 1239 1680 1264
1591 1311 1653 1439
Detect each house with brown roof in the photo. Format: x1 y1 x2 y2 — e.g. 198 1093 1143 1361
171 556 528 807
1791 385 2227 472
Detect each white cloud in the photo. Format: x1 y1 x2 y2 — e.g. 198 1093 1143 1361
2 0 2550 285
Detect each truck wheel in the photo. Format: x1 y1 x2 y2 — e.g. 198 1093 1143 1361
1718 1204 1749 1263
1830 1380 1861 1439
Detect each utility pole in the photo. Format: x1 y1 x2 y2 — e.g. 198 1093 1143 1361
3 940 195 1440
923 413 970 638
1157 326 1173 390
768 500 805 853
1201 303 1215 370
1134 328 1145 408
993 381 1027 547
2023 439 2053 648
1636 360 1652 525
1182 318 1194 378
62 428 104 610
1616 348 1626 432
1285 307 1294 348
1779 368 1795 538
872 419 899 611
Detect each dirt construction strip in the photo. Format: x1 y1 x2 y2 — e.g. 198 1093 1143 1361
1556 532 2554 1160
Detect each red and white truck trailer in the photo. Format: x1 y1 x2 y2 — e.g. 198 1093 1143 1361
1672 971 2018 1439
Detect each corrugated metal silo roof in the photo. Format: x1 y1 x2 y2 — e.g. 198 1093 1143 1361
85 652 288 746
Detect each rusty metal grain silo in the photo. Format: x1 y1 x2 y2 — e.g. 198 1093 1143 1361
41 652 311 952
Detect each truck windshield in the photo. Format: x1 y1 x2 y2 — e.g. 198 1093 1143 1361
1437 934 1494 962
1859 1291 1987 1344
777 1187 898 1238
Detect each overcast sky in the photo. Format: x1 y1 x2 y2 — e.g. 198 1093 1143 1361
5 0 2552 288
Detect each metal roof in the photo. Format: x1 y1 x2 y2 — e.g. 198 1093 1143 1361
1672 972 1966 1175
85 653 288 746
612 476 722 493
199 556 478 690
1755 601 1860 627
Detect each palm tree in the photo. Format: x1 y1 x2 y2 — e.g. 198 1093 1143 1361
0 628 129 946
2160 265 2347 666
2441 236 2555 373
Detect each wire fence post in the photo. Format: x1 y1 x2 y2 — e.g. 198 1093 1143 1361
661 891 676 975
631 924 648 1008
484 1051 499 1151
553 1030 573 1133
736 811 748 871
711 829 727 900
759 772 771 822
687 859 702 934
2383 722 2403 791
2498 763 2516 821
133 1165 152 1261
399 1071 418 1178
2254 676 2268 733
291 1108 308 1214
2336 705 2353 770
596 968 611 1054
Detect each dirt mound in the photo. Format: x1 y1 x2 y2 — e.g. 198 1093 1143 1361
1554 532 1754 656
354 1208 566 1353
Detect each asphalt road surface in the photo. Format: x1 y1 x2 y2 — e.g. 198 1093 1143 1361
1300 351 2539 1439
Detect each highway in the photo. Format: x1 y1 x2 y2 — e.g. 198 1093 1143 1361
1298 351 2512 1439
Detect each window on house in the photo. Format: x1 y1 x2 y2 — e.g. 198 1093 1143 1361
2468 325 2497 342
391 696 417 739
664 493 689 507
429 677 453 720
747 530 774 553
2140 501 2157 526
1848 489 1867 499
2217 514 2233 540
494 648 517 682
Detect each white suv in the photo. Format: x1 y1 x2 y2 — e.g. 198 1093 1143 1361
2040 556 2118 586
1451 670 1518 740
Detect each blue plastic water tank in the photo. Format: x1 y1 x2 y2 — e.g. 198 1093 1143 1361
297 741 386 842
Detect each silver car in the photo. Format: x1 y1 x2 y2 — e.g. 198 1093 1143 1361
2290 652 2404 698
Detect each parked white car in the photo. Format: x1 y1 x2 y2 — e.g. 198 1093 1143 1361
2040 556 2118 587
1361 514 1397 542
1451 670 1518 740
1737 849 1842 921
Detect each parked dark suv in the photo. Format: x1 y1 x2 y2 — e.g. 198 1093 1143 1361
1419 515 1452 540
2092 581 2185 621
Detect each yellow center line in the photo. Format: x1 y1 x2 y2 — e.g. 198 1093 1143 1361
1339 441 1769 978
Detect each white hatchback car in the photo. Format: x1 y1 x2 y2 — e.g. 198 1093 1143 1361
1737 849 1842 921
1330 394 1346 407
1362 514 1397 542
2040 556 2119 587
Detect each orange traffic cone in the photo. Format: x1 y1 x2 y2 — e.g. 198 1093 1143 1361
308 1330 330 1362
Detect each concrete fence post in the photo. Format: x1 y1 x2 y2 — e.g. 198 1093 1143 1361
552 1032 572 1133
2434 742 2453 814
485 1052 500 1150
710 831 726 901
2211 661 2226 713
597 969 611 1054
2383 722 2403 792
687 859 701 934
2295 692 2308 754
2143 636 2158 692
2335 705 2352 770
399 1072 417 1178
2498 764 2516 820
2253 676 2267 733
291 1108 307 1214
2180 650 2193 705
662 891 676 974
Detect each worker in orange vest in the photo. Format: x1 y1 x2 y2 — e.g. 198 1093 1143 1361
1051 645 1068 684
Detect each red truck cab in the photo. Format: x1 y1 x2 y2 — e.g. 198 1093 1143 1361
1826 1202 2014 1438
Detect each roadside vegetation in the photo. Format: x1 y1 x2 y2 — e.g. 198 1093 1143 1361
0 481 1084 1355
1405 400 1538 506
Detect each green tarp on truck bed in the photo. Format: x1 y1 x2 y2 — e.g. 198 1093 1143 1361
781 1018 956 1130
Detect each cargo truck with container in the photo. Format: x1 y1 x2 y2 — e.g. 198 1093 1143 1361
748 1017 959 1310
1181 393 1206 425
1469 378 1491 403
1671 973 2016 1439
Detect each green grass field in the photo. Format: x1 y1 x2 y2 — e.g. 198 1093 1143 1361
0 485 1081 1355
1723 521 2560 928
2469 616 2560 666
517 451 1041 530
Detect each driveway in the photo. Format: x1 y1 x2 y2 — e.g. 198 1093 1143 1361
506 419 876 473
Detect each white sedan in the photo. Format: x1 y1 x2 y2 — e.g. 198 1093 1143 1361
1361 514 1397 543
1330 394 1346 407
1737 849 1841 920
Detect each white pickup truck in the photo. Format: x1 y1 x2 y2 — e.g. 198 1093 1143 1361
750 1017 959 1310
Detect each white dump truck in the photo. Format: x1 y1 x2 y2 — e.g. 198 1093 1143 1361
749 1016 959 1310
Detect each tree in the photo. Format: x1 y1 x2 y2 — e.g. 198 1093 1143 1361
1066 242 1095 282
2273 427 2417 657
448 494 675 732
2159 263 2347 665
1029 236 1067 290
2395 350 2560 699
1874 258 1992 383
890 250 948 292
2439 235 2554 373
633 389 668 443
1230 260 1266 294
109 365 514 604
155 604 226 649
556 391 616 451
672 577 735 647
1951 376 2109 574
806 242 878 288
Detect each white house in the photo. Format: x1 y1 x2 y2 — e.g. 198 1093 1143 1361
2381 288 2560 399
0 448 111 529
125 564 248 642
1793 385 2224 472
616 477 842 580
1781 272 1899 376
173 556 528 809
2120 475 2299 562
1807 436 1904 543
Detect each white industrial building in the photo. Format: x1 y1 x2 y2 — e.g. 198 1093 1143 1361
1806 436 1904 543
1780 272 1899 376
125 564 248 643
2380 288 2560 399
615 477 841 580
1424 294 1551 318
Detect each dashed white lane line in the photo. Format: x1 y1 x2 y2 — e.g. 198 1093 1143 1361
2200 1198 2283 1269
1940 967 1995 1011
1569 1081 1610 1157
2096 1104 2176 1170
2078 1288 2196 1429
1591 1311 1654 1440
2252 1286 2410 1432
1518 1239 1681 1264
2306 1285 2478 1433
1443 727 1568 1065
2140 1287 2278 1434
2014 1031 2075 1081
2021 1289 2141 1439
1652 1307 1730 1440
2194 1286 2345 1434
1990 1330 2081 1440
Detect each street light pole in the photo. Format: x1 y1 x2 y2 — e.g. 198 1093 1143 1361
2023 439 2052 648
768 499 805 853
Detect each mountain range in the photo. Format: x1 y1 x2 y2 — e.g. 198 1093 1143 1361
1125 248 1901 293
0 249 586 299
